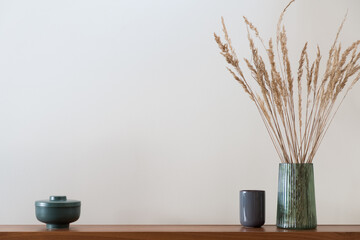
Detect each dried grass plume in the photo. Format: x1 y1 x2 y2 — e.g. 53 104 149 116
214 0 360 163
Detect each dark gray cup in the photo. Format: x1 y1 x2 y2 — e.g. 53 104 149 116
240 190 265 228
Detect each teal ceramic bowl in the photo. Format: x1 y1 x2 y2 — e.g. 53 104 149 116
35 196 81 229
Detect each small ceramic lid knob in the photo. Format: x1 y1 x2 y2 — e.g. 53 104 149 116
50 196 67 201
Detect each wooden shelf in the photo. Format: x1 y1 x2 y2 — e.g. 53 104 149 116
1 225 360 240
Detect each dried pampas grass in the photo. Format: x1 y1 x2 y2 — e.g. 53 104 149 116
214 0 360 163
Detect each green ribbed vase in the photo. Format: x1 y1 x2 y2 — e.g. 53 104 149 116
276 163 317 229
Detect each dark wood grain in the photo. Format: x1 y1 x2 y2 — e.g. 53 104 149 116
0 225 359 240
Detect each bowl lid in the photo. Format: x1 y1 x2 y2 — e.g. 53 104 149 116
35 196 81 207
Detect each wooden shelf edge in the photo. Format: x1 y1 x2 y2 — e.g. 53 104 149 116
0 225 360 240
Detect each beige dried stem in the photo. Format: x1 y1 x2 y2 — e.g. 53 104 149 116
214 1 360 163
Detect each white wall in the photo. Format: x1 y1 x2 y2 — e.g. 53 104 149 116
0 0 360 225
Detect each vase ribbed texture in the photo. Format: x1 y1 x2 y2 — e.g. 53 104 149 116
276 163 317 229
